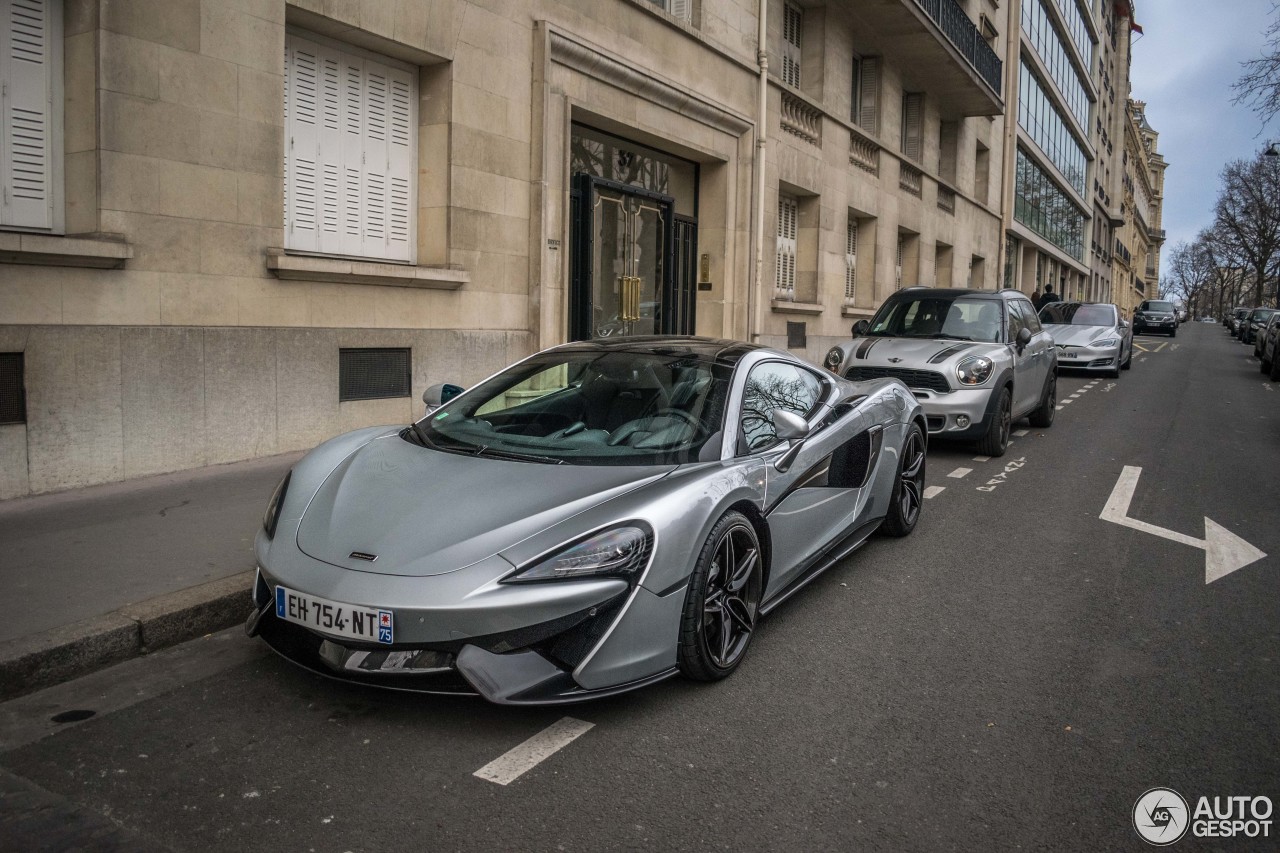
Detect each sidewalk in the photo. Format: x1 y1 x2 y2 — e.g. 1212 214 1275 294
0 451 301 701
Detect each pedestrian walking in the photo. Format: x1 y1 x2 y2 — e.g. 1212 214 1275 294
1040 283 1061 308
1031 287 1042 309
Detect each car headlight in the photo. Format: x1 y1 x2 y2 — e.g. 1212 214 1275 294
825 347 843 371
1093 338 1118 347
262 471 291 539
506 524 654 583
955 356 993 386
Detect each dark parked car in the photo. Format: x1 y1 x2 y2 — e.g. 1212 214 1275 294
1132 299 1178 337
1258 313 1280 376
1241 308 1277 347
1225 306 1248 328
1229 307 1252 338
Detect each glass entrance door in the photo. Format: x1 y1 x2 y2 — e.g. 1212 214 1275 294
572 175 689 341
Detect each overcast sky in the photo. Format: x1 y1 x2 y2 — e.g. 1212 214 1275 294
1127 0 1278 259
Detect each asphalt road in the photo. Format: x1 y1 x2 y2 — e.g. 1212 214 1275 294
2 322 1277 852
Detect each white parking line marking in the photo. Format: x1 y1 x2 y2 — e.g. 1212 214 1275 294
948 467 972 479
1062 398 1074 404
924 486 946 499
1069 393 1082 399
1013 429 1028 437
973 456 991 463
1055 405 1065 410
474 718 595 786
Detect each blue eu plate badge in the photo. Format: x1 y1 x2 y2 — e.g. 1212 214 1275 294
378 610 394 644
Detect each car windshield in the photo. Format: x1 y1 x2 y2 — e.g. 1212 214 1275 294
1141 301 1175 313
1251 309 1276 320
1040 302 1115 326
865 295 1002 342
411 349 732 466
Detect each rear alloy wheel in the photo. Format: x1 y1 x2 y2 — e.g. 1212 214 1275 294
880 423 925 537
1029 372 1056 428
678 511 763 682
976 388 1012 457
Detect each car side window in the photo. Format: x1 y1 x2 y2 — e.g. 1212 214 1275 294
1014 299 1042 334
738 362 823 454
1006 299 1026 342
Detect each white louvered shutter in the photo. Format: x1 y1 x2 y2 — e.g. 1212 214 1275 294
285 32 414 262
776 195 797 299
2 0 54 229
781 3 802 89
668 0 691 21
902 92 923 162
859 57 879 135
845 218 857 303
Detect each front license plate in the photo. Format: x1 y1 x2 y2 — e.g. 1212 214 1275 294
275 586 393 644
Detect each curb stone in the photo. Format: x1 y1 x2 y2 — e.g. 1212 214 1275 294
0 571 254 703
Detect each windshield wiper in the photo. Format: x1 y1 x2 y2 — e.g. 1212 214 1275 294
472 445 565 465
406 420 430 447
929 333 974 341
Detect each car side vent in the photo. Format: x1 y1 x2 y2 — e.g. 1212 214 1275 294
828 426 884 488
339 348 411 402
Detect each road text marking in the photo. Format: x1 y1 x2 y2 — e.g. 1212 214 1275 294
1099 466 1267 584
474 718 595 786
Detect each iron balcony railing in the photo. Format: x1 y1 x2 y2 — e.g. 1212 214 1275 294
912 0 1003 95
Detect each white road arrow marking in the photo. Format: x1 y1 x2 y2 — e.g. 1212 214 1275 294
1100 466 1267 584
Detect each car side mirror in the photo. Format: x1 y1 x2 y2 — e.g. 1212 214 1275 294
423 382 464 412
1015 326 1032 353
772 409 811 473
851 319 871 338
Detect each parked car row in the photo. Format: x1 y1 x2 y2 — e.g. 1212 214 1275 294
1250 310 1280 381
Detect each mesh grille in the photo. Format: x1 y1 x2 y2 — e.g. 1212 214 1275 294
339 348 411 402
845 366 951 393
0 354 26 424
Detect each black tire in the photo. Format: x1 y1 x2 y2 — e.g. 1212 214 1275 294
1271 355 1280 382
1028 371 1056 428
1170 328 1177 338
976 387 1011 457
1261 357 1271 374
879 422 925 537
1122 347 1132 370
677 511 763 682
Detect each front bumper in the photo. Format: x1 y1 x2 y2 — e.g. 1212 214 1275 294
904 386 993 438
1056 345 1121 372
248 559 680 704
1134 316 1175 333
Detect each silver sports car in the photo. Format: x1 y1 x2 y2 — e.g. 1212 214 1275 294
247 337 925 704
1038 301 1132 377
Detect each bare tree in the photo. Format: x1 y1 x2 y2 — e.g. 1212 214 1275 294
1233 4 1280 130
1160 239 1216 317
1212 155 1280 307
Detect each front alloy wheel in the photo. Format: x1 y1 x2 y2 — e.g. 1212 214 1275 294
977 387 1012 457
678 512 763 681
880 423 925 537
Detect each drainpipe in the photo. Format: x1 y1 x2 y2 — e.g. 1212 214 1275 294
997 0 1020 291
749 0 768 342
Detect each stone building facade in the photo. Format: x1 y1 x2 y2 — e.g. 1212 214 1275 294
1111 97 1164 318
0 0 1011 498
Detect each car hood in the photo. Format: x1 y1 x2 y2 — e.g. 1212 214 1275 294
848 336 998 367
1044 325 1117 347
296 434 673 577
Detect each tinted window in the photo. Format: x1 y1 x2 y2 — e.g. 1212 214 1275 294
1139 301 1175 313
1040 302 1116 326
738 361 823 453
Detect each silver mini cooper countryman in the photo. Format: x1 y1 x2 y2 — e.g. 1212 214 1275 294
824 288 1057 456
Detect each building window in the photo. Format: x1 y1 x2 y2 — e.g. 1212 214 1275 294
1 0 60 231
647 0 692 21
284 31 417 262
781 2 802 88
776 194 797 299
1014 147 1085 260
901 93 923 162
786 321 807 349
339 348 411 402
853 56 879 135
845 216 858 304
